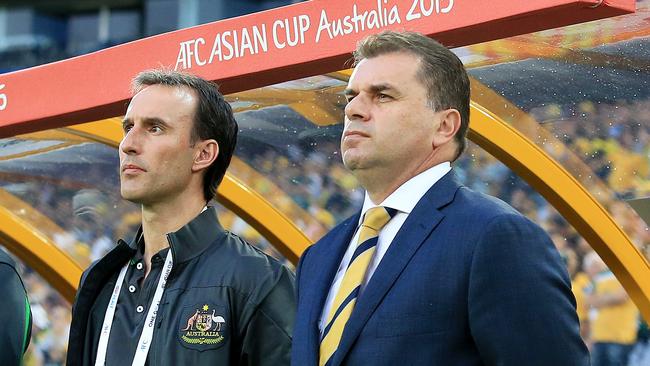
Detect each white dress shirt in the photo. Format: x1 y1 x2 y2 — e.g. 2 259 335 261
318 162 451 333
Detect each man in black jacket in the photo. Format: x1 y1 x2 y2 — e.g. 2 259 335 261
0 248 31 366
67 70 295 366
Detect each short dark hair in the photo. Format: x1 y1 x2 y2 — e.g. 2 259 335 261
354 31 470 160
133 69 238 201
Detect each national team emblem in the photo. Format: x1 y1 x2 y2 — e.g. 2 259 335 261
179 303 227 347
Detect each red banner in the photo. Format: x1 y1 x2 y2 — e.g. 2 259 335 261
0 0 635 137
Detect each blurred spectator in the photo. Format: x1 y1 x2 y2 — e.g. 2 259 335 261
563 243 591 340
629 321 650 365
584 251 639 366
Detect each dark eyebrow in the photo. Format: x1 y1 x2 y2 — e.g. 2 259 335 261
368 83 395 94
142 117 171 129
344 83 397 97
121 117 171 131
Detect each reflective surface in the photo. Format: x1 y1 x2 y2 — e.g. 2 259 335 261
464 0 650 258
0 134 137 267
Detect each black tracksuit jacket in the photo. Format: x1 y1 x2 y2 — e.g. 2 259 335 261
66 207 295 365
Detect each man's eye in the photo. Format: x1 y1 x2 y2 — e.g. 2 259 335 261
377 93 391 101
123 125 133 133
150 125 162 133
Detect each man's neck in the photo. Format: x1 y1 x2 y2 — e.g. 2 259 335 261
361 164 432 204
360 151 452 203
140 194 206 278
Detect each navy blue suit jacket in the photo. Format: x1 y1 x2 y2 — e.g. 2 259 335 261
292 171 589 366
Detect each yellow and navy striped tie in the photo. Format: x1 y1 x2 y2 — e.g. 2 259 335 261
319 206 395 366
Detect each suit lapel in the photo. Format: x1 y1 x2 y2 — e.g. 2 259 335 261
331 171 462 365
306 212 360 365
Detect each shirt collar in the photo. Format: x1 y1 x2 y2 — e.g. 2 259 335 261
127 206 226 264
360 162 451 222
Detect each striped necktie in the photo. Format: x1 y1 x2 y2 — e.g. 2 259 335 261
319 206 395 366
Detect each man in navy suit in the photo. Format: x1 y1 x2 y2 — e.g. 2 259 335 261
292 31 589 365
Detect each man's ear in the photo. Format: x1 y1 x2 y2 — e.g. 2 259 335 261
432 109 462 147
192 139 219 173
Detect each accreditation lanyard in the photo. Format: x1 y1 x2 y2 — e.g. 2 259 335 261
95 250 173 366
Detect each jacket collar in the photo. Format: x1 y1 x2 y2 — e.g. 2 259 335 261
127 206 226 264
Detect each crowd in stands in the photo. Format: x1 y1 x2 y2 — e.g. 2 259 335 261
2 97 650 364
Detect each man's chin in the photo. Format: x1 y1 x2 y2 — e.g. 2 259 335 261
120 190 146 204
342 153 365 171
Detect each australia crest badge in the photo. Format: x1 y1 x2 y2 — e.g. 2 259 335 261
179 303 227 349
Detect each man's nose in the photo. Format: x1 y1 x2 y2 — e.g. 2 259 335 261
119 128 141 155
344 95 370 122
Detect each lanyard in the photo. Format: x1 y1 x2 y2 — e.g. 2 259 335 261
95 250 174 366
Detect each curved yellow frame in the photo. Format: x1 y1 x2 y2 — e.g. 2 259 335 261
3 97 649 321
0 189 81 301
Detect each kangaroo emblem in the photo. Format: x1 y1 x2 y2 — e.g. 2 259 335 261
183 309 200 331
